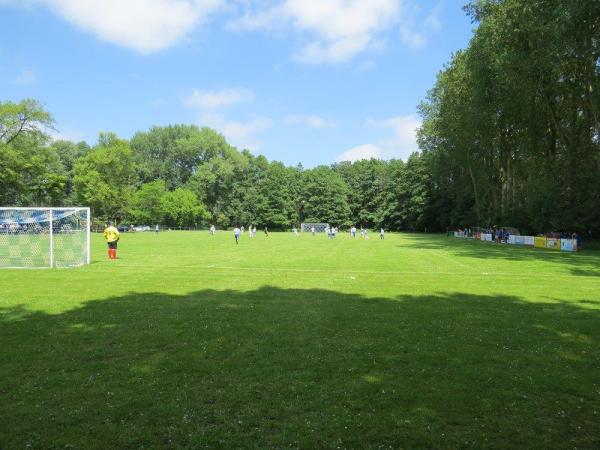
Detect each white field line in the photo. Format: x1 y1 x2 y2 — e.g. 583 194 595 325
431 249 480 271
117 264 595 280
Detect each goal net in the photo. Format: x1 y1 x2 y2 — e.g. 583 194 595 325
301 223 330 233
0 207 90 269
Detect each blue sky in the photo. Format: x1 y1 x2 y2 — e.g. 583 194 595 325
0 0 473 167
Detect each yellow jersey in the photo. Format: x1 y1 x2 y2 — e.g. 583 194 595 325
103 225 120 243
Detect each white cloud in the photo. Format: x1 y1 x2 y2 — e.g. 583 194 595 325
230 0 401 64
185 88 254 109
230 1 445 62
399 26 426 49
15 68 35 85
284 114 336 129
306 115 334 129
398 1 444 49
336 114 421 162
198 113 272 150
424 3 443 32
37 0 222 54
336 144 382 162
49 128 87 143
367 114 422 160
184 86 267 149
4 0 443 57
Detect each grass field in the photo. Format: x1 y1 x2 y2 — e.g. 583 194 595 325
1 231 599 449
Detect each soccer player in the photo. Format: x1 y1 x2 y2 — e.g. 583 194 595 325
209 224 216 236
264 226 269 236
311 226 315 236
155 224 159 234
234 226 241 245
103 221 120 260
351 226 356 238
380 228 385 239
292 227 299 237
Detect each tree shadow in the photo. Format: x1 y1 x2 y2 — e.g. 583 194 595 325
399 233 449 250
1 287 599 449
401 235 600 277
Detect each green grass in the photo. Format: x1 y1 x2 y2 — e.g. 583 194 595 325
1 231 599 449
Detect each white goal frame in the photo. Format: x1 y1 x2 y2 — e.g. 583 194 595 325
301 223 330 233
0 207 91 269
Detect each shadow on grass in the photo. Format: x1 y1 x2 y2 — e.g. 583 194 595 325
401 234 600 277
1 287 599 449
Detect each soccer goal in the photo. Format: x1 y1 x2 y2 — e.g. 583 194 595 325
300 223 330 233
0 207 91 269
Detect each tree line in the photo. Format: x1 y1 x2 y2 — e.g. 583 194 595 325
1 0 598 235
418 0 599 237
0 100 432 230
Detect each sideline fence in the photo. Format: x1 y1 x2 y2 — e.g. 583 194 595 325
451 230 578 252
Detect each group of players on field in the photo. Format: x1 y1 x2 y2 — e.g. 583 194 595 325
228 225 385 245
103 222 385 257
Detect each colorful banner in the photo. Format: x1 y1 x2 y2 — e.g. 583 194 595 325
454 231 575 252
546 238 560 250
560 239 577 252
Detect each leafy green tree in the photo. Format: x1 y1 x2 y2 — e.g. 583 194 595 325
131 125 232 189
0 101 69 206
301 166 351 226
0 99 54 145
160 188 210 228
186 147 247 226
72 133 136 220
334 159 390 228
129 180 167 225
254 161 300 229
418 0 600 234
48 140 90 201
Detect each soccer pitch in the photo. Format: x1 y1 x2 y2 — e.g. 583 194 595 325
1 232 599 448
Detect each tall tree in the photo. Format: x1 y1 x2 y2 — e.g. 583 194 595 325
160 188 210 228
129 180 168 225
72 133 137 221
0 99 54 145
301 166 351 226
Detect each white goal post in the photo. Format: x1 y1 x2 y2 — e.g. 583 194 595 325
0 207 91 269
300 223 330 233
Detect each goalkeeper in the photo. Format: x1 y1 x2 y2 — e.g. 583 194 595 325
103 221 120 260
